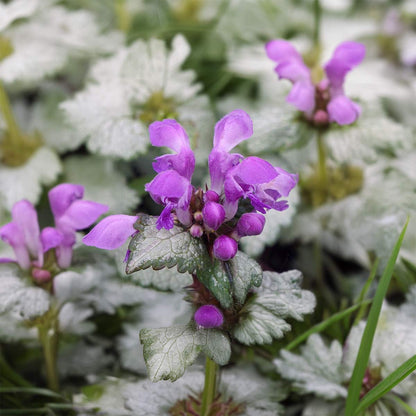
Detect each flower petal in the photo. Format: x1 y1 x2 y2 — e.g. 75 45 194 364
149 119 190 153
327 95 361 125
40 227 64 253
57 200 108 230
287 81 315 112
145 170 193 208
82 215 138 250
212 110 253 152
48 183 84 219
11 200 40 259
0 222 30 269
324 42 365 88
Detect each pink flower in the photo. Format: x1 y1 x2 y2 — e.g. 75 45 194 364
266 40 366 125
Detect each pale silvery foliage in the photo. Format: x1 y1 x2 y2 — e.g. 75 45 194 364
63 155 140 214
0 0 43 32
61 34 214 161
275 292 416 411
0 4 123 86
282 159 415 268
116 292 191 374
75 368 287 416
0 146 61 211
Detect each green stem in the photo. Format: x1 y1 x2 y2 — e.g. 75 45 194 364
38 316 60 392
0 80 23 142
201 356 218 416
317 130 328 188
313 0 321 47
114 0 131 34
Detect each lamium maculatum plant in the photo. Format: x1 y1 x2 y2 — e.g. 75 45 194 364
83 110 316 414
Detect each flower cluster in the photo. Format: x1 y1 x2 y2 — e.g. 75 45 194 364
266 40 366 126
0 184 107 281
83 110 298 263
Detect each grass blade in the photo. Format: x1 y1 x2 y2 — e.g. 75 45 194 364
344 219 409 416
285 300 371 351
0 387 62 399
353 258 379 326
355 354 416 415
390 395 416 416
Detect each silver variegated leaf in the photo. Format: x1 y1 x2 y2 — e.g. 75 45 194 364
274 334 348 399
126 215 210 274
229 251 263 305
126 267 193 292
140 323 231 382
196 257 233 309
233 270 315 345
0 266 50 320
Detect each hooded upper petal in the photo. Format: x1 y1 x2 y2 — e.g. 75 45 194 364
324 41 365 90
149 119 195 180
0 222 30 269
83 215 138 250
11 199 40 259
266 39 311 83
208 110 253 195
48 183 84 219
212 110 253 152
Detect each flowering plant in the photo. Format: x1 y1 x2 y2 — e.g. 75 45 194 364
266 40 365 126
84 110 315 411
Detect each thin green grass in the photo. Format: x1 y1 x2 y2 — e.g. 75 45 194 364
344 219 409 416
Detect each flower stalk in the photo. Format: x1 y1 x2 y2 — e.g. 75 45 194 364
37 311 60 392
201 356 218 416
0 80 23 143
316 130 328 188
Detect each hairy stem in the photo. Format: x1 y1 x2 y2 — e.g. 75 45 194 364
114 0 131 33
38 314 60 392
313 0 321 47
201 356 218 416
316 130 327 187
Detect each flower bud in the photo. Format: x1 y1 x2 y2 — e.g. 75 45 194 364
237 213 266 237
190 224 203 238
32 268 51 283
213 235 237 261
194 305 223 328
193 211 203 222
203 201 225 231
313 110 329 126
204 190 219 203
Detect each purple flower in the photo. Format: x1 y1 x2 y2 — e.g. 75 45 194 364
202 201 225 231
145 170 193 230
223 156 298 219
266 40 365 125
149 119 195 180
0 201 63 270
83 214 138 249
0 185 108 271
213 235 238 261
194 305 224 328
208 110 253 195
236 213 266 237
48 184 108 268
